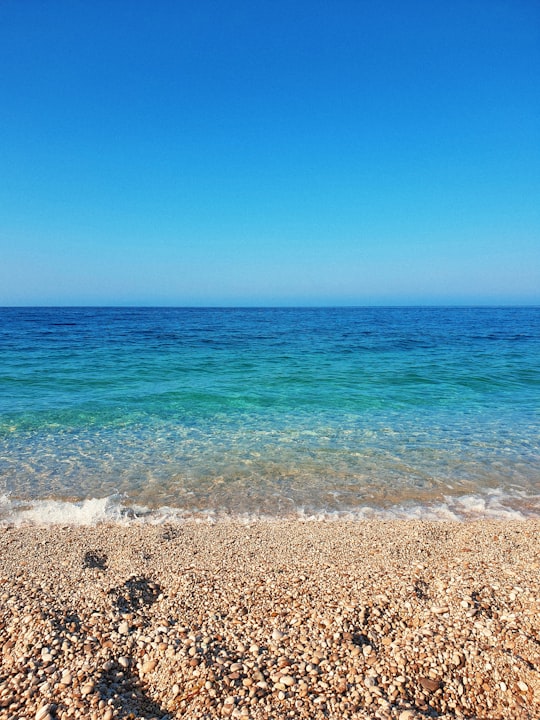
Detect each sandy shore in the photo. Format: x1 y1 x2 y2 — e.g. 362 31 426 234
1 520 539 720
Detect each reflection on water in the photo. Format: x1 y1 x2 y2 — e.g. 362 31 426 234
1 307 539 521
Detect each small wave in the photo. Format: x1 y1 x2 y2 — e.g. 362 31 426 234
0 489 539 526
0 495 131 526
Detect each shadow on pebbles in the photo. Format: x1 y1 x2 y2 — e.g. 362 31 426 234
0 521 539 720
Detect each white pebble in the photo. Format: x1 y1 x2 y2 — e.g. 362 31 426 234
35 706 52 720
399 712 416 720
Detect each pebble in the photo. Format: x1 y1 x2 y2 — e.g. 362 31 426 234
35 706 52 720
60 671 72 685
418 677 441 692
0 520 538 720
430 606 449 615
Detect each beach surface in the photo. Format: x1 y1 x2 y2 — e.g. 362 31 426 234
1 520 539 720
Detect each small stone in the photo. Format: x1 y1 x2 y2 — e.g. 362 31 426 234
517 681 529 693
399 711 416 720
430 606 449 615
103 710 113 720
118 656 130 668
272 629 285 641
281 675 295 686
118 621 129 635
142 659 157 673
35 706 52 720
419 677 441 692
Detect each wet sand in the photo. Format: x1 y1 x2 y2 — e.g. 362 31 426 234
1 520 539 719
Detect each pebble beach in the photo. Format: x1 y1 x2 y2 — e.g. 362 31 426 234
1 520 539 720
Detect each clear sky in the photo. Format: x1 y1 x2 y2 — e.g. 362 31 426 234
1 0 539 306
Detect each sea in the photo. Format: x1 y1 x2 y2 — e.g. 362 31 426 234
0 307 539 525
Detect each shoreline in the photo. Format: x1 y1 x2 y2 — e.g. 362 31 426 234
1 520 539 719
1 487 538 526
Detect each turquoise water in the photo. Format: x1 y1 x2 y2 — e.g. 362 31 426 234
1 307 539 523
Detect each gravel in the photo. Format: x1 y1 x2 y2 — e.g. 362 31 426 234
1 519 539 719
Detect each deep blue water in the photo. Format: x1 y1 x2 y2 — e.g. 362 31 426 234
0 307 539 523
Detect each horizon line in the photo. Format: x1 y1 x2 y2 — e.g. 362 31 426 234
2 304 539 310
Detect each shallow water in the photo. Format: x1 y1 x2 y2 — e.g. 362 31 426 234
1 307 539 523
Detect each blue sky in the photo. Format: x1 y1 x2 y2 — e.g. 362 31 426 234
1 0 539 305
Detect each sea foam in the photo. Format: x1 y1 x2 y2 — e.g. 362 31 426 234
0 489 538 527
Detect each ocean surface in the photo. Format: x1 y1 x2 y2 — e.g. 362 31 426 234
0 307 539 524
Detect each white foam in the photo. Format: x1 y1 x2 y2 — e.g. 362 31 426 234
295 490 537 522
0 489 538 526
0 495 132 527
